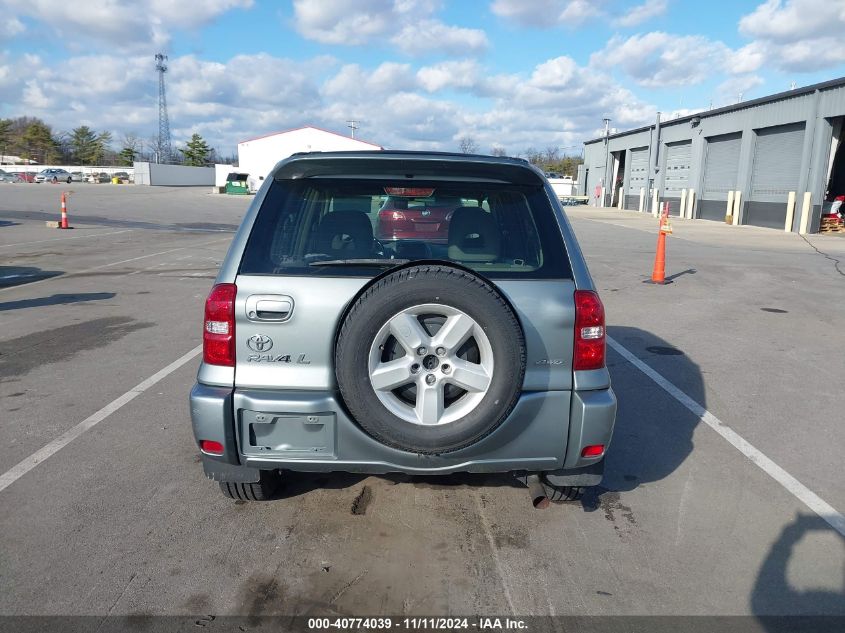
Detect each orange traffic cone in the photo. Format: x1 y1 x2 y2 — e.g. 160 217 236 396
651 231 666 283
59 192 72 229
646 203 672 284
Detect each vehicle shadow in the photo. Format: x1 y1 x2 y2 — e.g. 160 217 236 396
0 265 63 289
272 471 522 501
271 325 702 504
751 514 845 631
0 292 116 312
579 325 703 512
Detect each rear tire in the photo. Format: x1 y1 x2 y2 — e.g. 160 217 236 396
217 470 281 501
541 478 584 502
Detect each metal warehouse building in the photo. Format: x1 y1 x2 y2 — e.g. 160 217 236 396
580 77 845 234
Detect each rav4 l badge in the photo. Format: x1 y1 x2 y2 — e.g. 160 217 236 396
247 334 273 352
247 353 312 364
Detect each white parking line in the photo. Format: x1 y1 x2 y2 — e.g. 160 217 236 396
607 335 845 537
0 229 133 249
0 345 202 494
0 237 229 294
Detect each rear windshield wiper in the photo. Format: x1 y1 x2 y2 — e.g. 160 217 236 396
309 259 410 267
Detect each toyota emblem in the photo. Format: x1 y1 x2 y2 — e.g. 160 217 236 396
247 334 273 352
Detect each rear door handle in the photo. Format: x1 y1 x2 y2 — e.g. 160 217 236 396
245 295 294 322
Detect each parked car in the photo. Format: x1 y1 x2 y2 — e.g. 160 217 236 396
10 172 35 183
69 171 85 182
88 172 111 183
0 169 10 182
113 171 130 183
35 168 72 183
376 192 464 244
190 151 616 505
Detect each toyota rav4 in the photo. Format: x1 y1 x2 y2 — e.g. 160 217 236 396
189 151 616 506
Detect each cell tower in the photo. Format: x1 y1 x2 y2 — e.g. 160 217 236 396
155 53 172 164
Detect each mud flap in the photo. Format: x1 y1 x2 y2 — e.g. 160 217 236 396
201 454 262 483
544 458 604 487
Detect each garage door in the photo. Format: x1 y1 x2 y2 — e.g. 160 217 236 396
746 122 805 229
663 140 692 215
625 147 648 211
700 132 742 221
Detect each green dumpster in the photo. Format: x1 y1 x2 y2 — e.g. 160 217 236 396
225 172 250 195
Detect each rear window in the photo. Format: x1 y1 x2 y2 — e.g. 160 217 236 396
238 179 570 279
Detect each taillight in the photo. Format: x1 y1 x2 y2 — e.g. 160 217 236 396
200 440 224 456
203 283 236 366
573 290 605 371
581 444 605 457
379 209 406 221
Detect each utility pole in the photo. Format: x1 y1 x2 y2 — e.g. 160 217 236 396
602 117 611 207
346 120 359 139
155 53 172 164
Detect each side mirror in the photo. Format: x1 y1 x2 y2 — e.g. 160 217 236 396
259 176 264 180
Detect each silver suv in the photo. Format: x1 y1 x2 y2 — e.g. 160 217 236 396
190 151 616 506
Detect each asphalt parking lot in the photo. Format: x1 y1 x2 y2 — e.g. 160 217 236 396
0 185 843 626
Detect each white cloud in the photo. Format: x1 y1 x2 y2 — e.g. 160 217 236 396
591 32 731 87
0 16 25 37
614 0 668 27
530 57 578 88
390 20 488 56
739 0 845 42
490 0 605 27
0 42 661 159
293 0 400 45
417 60 483 92
293 0 485 56
737 0 845 72
768 37 845 72
1 0 253 52
727 42 766 74
717 75 764 102
322 62 416 103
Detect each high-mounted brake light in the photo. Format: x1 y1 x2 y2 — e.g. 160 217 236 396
383 187 435 197
573 290 605 371
203 283 237 366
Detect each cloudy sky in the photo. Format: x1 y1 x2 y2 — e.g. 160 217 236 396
1 0 844 156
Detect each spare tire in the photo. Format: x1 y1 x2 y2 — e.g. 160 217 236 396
335 264 526 454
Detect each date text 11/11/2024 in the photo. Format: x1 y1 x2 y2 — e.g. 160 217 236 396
306 617 529 630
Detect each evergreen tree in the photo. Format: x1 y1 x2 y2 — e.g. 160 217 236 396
0 119 11 161
93 131 112 164
70 126 98 164
179 133 211 166
20 120 59 163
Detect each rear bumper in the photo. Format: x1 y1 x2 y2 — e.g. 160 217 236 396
190 384 616 477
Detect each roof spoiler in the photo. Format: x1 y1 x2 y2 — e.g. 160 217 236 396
271 151 546 186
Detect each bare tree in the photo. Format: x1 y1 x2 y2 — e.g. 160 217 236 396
544 146 560 164
458 136 478 154
523 147 542 165
490 145 507 157
119 133 142 166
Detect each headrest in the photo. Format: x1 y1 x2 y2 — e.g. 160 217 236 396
447 207 500 263
314 210 374 258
